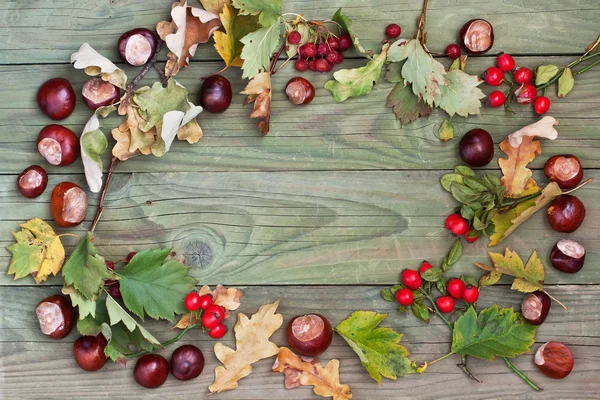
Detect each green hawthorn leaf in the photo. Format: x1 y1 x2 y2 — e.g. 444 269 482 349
454 165 475 177
388 39 447 105
442 239 462 272
62 285 97 320
449 55 467 72
436 278 448 295
77 299 109 336
438 119 454 142
452 306 537 360
535 64 559 85
232 0 281 27
117 249 196 322
437 69 485 117
411 302 430 323
558 67 575 97
239 23 281 79
421 267 443 282
62 233 113 300
332 8 369 56
335 311 420 383
325 43 389 102
440 173 464 192
102 322 157 363
105 295 160 345
386 82 432 124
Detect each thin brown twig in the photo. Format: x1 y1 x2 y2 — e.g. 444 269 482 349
90 157 119 233
269 42 286 75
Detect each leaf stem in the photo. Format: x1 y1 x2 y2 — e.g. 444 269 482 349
124 324 195 359
427 351 454 365
269 42 286 75
562 177 593 194
503 357 542 391
90 157 119 233
574 57 600 75
543 290 568 311
458 355 482 383
499 177 592 210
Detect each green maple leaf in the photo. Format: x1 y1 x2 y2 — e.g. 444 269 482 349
332 8 369 56
452 306 537 360
232 0 281 27
62 232 114 300
481 248 545 293
436 69 485 117
388 39 447 106
239 23 281 79
386 82 431 124
335 310 420 383
325 43 389 103
117 248 197 322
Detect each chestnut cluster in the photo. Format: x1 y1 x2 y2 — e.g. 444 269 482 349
134 345 205 388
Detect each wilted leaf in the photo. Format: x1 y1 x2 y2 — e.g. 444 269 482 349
325 43 389 102
332 8 369 56
558 67 574 97
437 69 485 118
438 119 454 142
386 82 432 124
81 114 108 193
71 43 127 88
535 64 559 86
239 24 281 79
241 72 272 135
232 0 282 27
478 270 503 287
273 347 352 400
209 301 283 393
111 104 156 160
7 218 65 284
214 4 260 67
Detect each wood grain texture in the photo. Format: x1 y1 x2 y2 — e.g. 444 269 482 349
0 56 599 174
1 285 599 399
0 170 598 286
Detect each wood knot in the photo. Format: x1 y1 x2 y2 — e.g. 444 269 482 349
183 239 213 268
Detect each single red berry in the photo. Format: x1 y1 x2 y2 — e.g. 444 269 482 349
105 260 115 271
401 269 422 290
295 58 309 72
315 58 332 73
106 283 121 299
445 213 462 230
299 43 317 58
464 229 480 243
450 217 469 236
385 23 402 39
515 83 537 104
486 91 506 108
447 278 466 299
126 252 136 263
395 288 414 306
534 96 551 115
496 53 516 72
436 296 455 313
201 305 225 329
419 261 433 274
483 67 505 86
317 43 329 56
326 51 344 65
338 34 352 51
308 58 318 71
445 44 461 59
208 323 227 339
198 294 214 309
514 67 533 84
462 285 480 303
287 31 302 45
326 36 340 51
184 292 202 311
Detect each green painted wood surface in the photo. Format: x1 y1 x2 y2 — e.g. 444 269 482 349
1 0 600 398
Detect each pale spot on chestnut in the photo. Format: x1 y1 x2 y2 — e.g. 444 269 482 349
17 165 48 198
35 295 74 339
125 34 153 66
51 182 89 228
82 77 120 110
38 138 62 165
460 19 494 54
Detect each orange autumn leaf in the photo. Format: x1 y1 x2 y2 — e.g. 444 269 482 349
273 347 352 400
241 72 271 136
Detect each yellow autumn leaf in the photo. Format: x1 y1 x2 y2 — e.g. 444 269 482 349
214 4 260 67
200 0 230 14
272 347 352 400
486 249 544 293
209 300 283 393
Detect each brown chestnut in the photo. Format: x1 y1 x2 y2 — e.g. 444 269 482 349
547 195 586 233
459 19 494 55
170 344 204 381
17 165 48 198
50 182 88 228
82 77 120 110
74 334 108 371
550 239 585 273
37 124 79 167
521 291 551 325
134 354 169 388
36 295 74 339
118 28 158 66
544 154 583 189
199 75 232 113
37 77 76 120
458 128 494 167
534 341 574 379
285 77 315 105
286 314 332 356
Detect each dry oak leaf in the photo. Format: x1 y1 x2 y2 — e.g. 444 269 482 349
157 0 221 76
209 300 283 393
111 104 156 160
499 116 559 197
241 72 271 135
71 43 127 88
272 347 352 400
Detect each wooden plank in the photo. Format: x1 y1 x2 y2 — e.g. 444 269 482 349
1 1 598 64
1 56 599 174
1 285 598 398
1 170 598 286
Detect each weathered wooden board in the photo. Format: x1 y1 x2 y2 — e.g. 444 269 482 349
1 170 597 286
1 285 598 399
0 56 599 174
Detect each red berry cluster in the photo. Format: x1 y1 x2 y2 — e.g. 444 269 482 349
445 213 479 243
292 31 352 73
184 292 227 339
483 53 551 115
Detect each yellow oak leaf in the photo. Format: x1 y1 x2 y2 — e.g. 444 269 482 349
272 347 352 400
214 4 260 67
200 0 230 14
177 118 203 144
241 72 271 136
209 300 283 393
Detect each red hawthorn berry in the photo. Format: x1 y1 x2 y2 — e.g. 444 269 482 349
126 252 136 263
385 23 402 39
401 269 422 290
496 53 516 72
447 278 466 299
464 229 480 243
445 44 461 59
326 36 340 51
295 58 309 72
483 67 505 86
514 67 534 84
317 43 329 56
287 31 302 45
486 91 506 108
338 34 352 51
419 261 433 274
515 83 537 104
462 285 480 303
534 96 551 115
395 288 414 306
208 323 227 339
445 213 462 230
315 58 332 73
436 296 455 313
184 292 202 311
299 43 317 58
